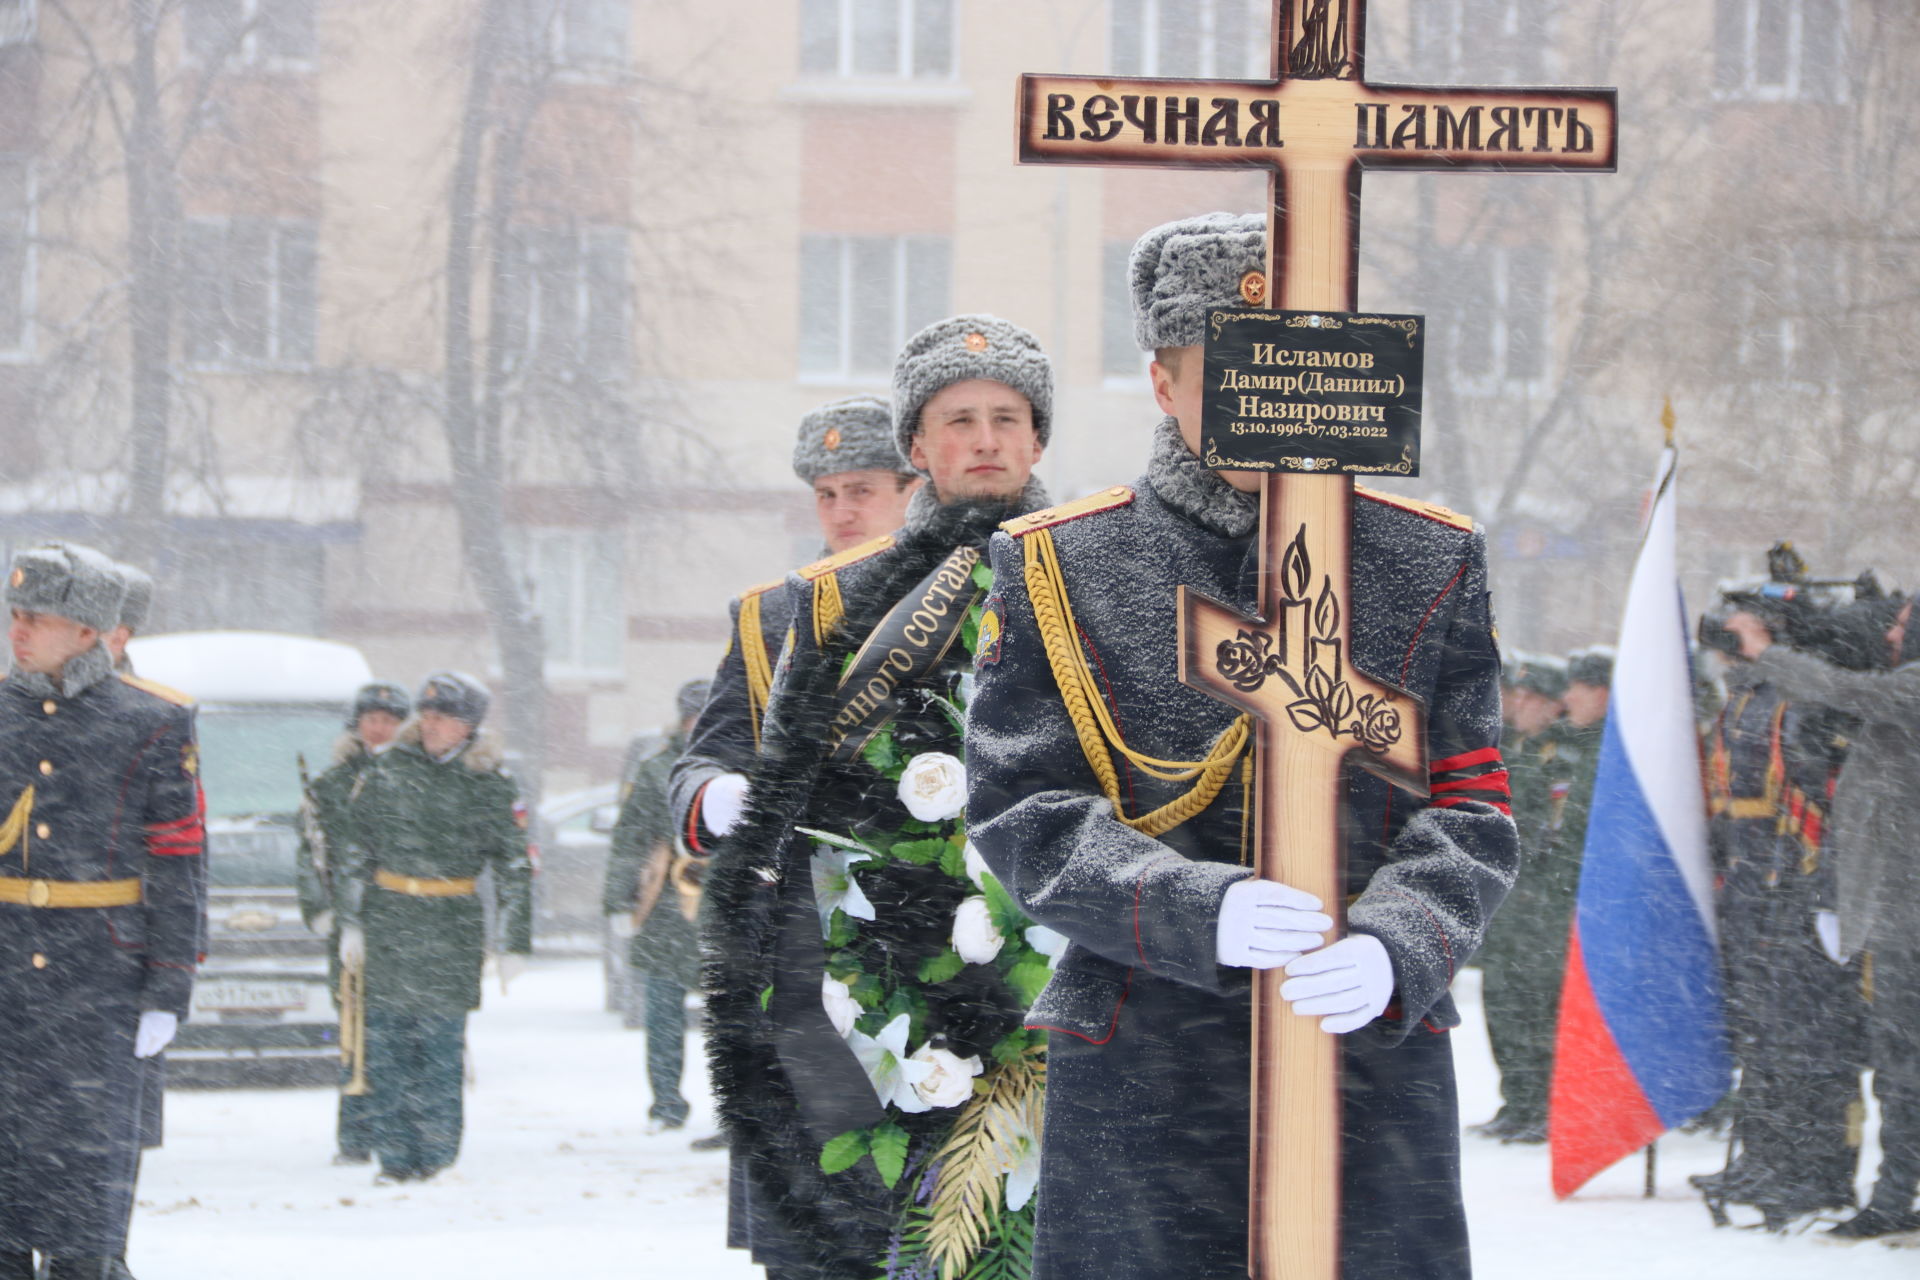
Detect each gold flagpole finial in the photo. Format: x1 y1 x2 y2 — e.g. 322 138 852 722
1661 397 1677 447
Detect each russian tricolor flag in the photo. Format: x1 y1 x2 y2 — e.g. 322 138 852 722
1549 442 1733 1198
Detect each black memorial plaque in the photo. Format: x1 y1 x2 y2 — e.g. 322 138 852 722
1200 309 1423 477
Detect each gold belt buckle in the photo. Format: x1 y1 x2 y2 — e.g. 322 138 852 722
27 879 51 908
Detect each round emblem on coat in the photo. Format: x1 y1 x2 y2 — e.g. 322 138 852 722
963 331 989 352
1239 271 1268 306
823 427 842 451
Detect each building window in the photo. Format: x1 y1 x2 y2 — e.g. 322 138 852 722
1734 240 1839 385
1713 0 1846 103
1110 0 1265 80
163 536 326 634
503 0 629 70
181 217 317 368
1409 0 1550 84
798 233 950 380
513 526 625 674
183 0 317 66
1102 240 1145 379
1440 244 1551 394
0 155 29 356
799 0 956 80
0 0 35 46
499 224 631 373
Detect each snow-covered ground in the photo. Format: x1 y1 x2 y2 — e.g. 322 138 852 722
129 958 1915 1279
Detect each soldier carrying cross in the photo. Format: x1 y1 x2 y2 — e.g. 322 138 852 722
969 2 1614 1277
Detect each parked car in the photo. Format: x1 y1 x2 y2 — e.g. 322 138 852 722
128 631 372 1087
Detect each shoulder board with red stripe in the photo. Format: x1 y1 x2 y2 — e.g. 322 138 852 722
120 674 195 706
1001 486 1135 537
1357 485 1474 533
796 533 895 583
739 577 787 601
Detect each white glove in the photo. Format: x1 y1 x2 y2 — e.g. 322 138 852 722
607 912 637 941
310 909 334 937
498 953 528 993
338 923 366 968
1216 879 1333 969
1814 910 1845 965
701 773 750 838
135 1010 179 1058
1282 934 1395 1034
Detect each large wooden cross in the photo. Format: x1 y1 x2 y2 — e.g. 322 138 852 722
1016 5 1615 1278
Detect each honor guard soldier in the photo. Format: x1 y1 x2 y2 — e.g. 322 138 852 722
604 679 713 1139
966 215 1517 1280
297 680 410 1166
0 544 206 1280
672 395 921 851
700 316 1054 1278
103 564 151 676
1474 653 1573 1143
335 672 532 1185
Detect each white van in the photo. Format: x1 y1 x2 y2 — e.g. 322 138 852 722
128 631 374 1087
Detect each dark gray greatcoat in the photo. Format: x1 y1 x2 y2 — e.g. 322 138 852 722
967 424 1517 1280
669 579 797 853
0 649 206 1257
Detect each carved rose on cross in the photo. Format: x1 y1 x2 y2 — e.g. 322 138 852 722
898 752 968 822
1356 695 1404 755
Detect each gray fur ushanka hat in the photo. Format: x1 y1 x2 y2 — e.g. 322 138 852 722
890 314 1054 468
8 542 126 631
116 563 155 633
1130 211 1266 351
792 395 913 485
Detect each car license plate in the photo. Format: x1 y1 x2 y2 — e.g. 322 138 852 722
194 979 310 1013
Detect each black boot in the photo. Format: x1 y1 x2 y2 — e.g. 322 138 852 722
1827 1203 1920 1239
0 1250 31 1280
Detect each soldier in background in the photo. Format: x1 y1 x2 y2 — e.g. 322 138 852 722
670 395 921 857
0 545 205 1280
1473 654 1572 1143
604 679 715 1142
335 672 532 1185
1691 585 1866 1229
297 680 411 1166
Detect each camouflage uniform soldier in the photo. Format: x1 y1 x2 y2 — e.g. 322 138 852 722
603 678 711 1136
966 215 1517 1280
296 680 411 1166
1473 654 1573 1142
335 672 532 1184
0 545 206 1280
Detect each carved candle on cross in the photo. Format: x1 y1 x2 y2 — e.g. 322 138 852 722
1016 2 1616 1278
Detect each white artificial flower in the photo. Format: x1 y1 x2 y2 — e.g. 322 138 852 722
821 974 861 1038
846 1013 934 1114
999 1121 1042 1211
908 1045 983 1109
898 752 968 822
963 841 996 891
811 846 876 939
1024 925 1069 970
951 895 1005 964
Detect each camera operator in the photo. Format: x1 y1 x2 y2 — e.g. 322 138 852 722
1689 582 1867 1230
1740 595 1920 1239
